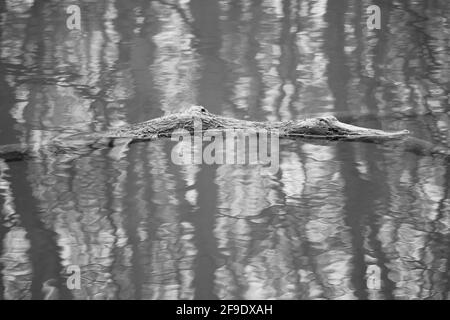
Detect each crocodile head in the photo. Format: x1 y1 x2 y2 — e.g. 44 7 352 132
287 115 410 140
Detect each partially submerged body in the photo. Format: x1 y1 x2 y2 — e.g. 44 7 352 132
0 105 448 162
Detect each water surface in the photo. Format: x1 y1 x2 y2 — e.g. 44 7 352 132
0 0 449 299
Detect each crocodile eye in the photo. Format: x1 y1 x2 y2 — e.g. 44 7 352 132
190 105 206 113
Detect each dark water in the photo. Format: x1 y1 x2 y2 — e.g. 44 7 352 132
0 0 449 300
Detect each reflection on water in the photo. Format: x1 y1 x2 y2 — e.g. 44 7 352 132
0 0 449 300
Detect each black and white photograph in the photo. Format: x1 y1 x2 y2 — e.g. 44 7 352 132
0 0 449 306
